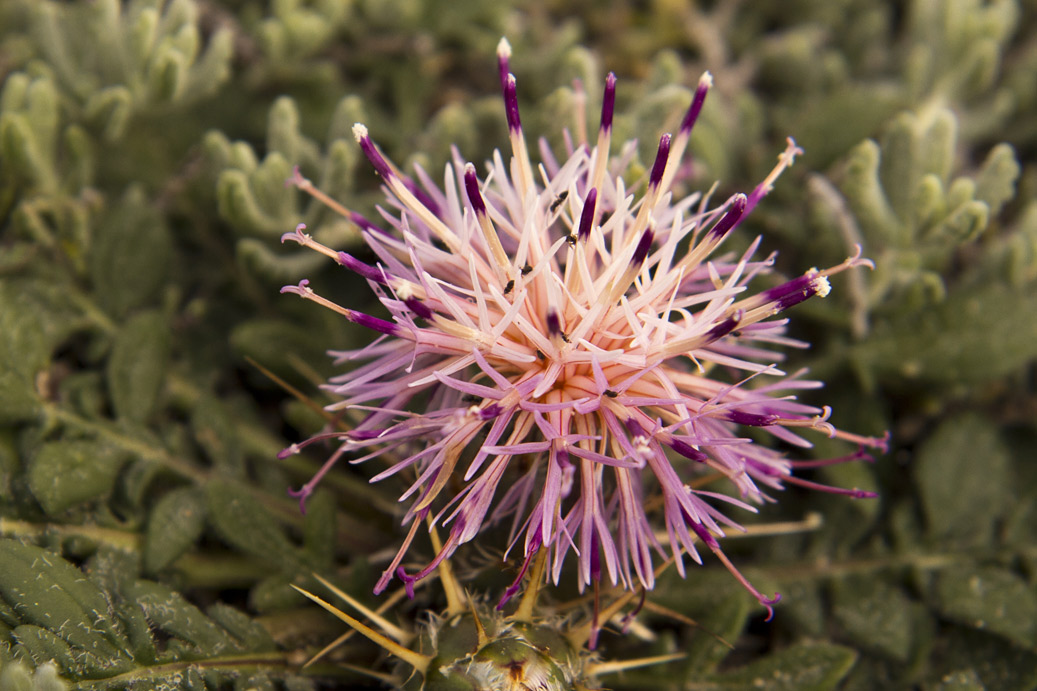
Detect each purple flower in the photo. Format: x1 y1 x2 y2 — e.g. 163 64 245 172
280 38 887 618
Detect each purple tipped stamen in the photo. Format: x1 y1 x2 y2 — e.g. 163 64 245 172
464 163 487 215
353 124 394 180
632 227 654 267
497 37 511 92
725 410 780 427
337 252 387 283
504 74 521 132
703 311 741 344
708 194 748 240
649 133 672 188
680 71 713 135
577 188 597 241
600 72 616 132
404 296 434 321
545 309 562 338
759 272 831 312
348 310 400 336
667 438 708 463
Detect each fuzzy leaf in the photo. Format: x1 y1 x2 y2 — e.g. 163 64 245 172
205 603 277 653
831 576 914 662
840 139 900 243
190 397 244 478
0 661 70 691
84 86 134 141
915 413 1010 541
106 310 171 423
0 369 40 425
974 143 1019 216
933 627 1037 691
0 542 133 678
0 281 80 380
90 186 174 318
852 278 1037 387
28 440 125 514
10 627 77 679
301 489 335 571
124 580 236 656
143 486 207 573
205 481 303 572
682 591 751 672
933 669 985 691
701 643 857 690
935 566 1037 648
229 318 334 382
236 238 327 283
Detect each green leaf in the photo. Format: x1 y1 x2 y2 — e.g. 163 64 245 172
27 440 125 514
840 139 900 243
852 279 1037 387
0 369 41 425
124 580 236 657
701 643 857 691
206 603 276 653
975 143 1020 216
933 669 985 691
302 489 335 571
682 591 750 672
915 413 1010 541
90 186 174 319
144 486 207 573
106 310 171 424
83 85 133 141
932 627 1037 691
831 576 915 662
935 566 1037 648
236 237 327 284
190 397 244 478
0 542 133 679
205 481 303 572
0 660 70 691
0 280 80 380
11 627 77 679
229 318 335 382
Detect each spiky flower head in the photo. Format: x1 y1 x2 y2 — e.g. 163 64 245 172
280 38 887 618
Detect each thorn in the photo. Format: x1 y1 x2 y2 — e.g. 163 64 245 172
428 520 465 617
245 356 335 425
641 600 734 649
291 585 432 673
312 574 412 645
467 590 491 648
587 652 686 677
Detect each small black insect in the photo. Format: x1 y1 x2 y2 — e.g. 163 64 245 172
521 264 533 276
503 279 515 295
604 389 619 398
549 190 569 213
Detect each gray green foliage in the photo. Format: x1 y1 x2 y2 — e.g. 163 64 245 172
1 0 1035 689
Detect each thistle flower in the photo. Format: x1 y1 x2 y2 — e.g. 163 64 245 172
280 38 887 618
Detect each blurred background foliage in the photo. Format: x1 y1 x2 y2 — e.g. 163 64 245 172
0 0 1034 689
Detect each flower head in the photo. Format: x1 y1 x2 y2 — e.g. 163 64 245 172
280 38 887 618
